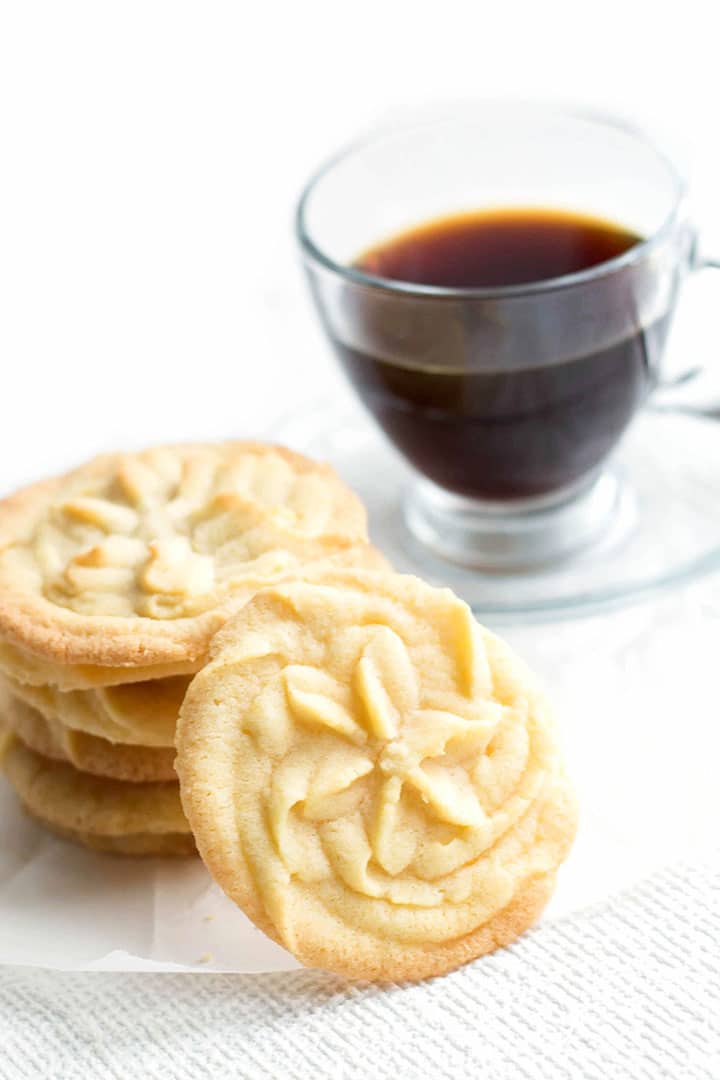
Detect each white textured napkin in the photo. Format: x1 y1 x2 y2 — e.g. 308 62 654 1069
0 851 718 1080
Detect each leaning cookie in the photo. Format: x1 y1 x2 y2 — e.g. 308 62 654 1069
1 735 193 856
176 570 577 982
2 694 176 782
0 441 376 683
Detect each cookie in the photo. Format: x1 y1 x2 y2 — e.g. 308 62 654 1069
3 694 176 782
176 571 577 982
0 639 196 691
0 532 386 692
0 536 387 694
2 673 186 747
22 811 195 857
0 442 373 676
1 734 192 855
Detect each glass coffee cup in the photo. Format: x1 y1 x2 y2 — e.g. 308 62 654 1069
297 104 703 570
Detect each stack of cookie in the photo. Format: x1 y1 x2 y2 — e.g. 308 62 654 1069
0 441 382 855
0 437 578 980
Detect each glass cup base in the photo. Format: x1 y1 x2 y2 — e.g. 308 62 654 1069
403 471 631 571
271 398 720 621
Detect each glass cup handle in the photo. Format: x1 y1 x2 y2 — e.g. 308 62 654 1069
651 251 720 417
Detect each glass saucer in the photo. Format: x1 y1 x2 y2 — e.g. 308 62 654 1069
273 398 720 621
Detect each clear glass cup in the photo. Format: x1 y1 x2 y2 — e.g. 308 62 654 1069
296 103 700 569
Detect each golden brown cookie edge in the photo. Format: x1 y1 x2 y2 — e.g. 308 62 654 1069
0 440 370 668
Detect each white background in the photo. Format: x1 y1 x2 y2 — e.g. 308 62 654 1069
1 0 719 493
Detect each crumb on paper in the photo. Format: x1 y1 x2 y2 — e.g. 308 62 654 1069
203 914 215 923
198 952 214 964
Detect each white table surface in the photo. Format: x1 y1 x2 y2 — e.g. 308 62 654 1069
1 2 720 1076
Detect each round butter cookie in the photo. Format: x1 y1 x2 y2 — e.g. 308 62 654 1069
176 571 577 982
3 694 176 782
2 734 192 856
2 673 187 747
0 536 386 692
22 813 195 857
0 639 196 691
0 442 373 679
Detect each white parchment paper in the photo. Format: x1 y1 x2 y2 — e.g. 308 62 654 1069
2 579 718 972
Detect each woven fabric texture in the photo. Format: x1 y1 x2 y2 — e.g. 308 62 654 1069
1 853 718 1080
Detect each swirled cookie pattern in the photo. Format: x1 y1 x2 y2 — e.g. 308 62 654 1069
177 572 576 979
3 693 177 781
3 672 186 746
0 444 367 624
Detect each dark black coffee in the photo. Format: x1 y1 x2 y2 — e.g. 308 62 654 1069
335 207 663 500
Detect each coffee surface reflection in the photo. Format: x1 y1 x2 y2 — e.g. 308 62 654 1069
356 208 639 288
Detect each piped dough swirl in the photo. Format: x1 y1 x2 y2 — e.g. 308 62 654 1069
177 571 577 981
0 442 373 668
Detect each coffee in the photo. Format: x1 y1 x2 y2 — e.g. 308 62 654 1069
356 207 640 288
334 208 665 501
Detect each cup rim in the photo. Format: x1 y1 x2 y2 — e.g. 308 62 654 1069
296 103 688 300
